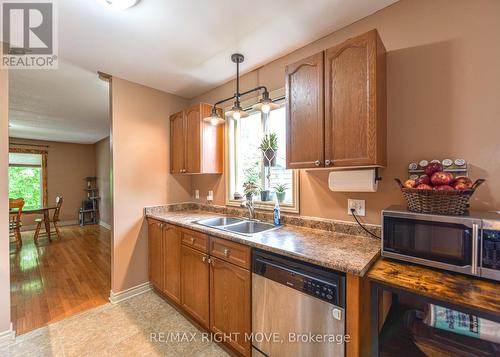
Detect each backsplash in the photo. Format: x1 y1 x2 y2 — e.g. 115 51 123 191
144 202 381 238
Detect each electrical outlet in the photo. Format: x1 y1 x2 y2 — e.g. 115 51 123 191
348 199 366 216
195 190 200 199
207 190 214 202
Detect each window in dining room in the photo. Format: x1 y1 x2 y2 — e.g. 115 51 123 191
8 151 47 209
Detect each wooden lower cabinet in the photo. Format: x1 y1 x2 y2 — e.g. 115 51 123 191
163 224 182 304
210 257 251 356
149 223 252 356
148 220 164 291
181 245 210 329
147 220 181 303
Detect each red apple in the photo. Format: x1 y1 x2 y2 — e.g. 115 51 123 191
431 171 454 186
454 181 474 190
434 185 455 191
425 162 443 176
403 179 416 188
453 176 473 189
416 183 433 190
415 175 431 186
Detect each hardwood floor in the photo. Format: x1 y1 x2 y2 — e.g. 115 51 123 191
10 224 111 335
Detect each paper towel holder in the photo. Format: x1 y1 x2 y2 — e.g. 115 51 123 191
328 167 383 192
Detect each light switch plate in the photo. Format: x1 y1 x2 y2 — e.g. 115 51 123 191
348 199 366 216
195 190 199 199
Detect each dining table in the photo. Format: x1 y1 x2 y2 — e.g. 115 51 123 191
9 205 58 240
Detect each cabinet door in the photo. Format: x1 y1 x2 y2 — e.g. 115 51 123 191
148 220 164 291
285 52 324 169
170 110 185 174
325 30 386 167
185 104 201 174
200 104 224 174
181 245 210 329
210 257 251 356
163 224 181 304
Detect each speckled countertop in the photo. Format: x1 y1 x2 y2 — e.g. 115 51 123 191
146 210 381 276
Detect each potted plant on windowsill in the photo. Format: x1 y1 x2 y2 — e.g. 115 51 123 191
274 183 288 203
243 182 260 201
260 189 274 202
259 133 278 167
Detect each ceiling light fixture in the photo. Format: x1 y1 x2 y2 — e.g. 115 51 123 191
203 53 278 126
96 0 140 11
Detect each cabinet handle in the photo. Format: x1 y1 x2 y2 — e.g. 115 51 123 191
183 169 187 173
325 160 331 166
190 237 195 244
314 160 321 167
202 256 207 263
223 248 230 257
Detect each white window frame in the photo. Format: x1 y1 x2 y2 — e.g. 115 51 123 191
225 88 299 213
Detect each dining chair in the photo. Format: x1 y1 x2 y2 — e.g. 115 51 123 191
9 198 25 248
34 196 64 243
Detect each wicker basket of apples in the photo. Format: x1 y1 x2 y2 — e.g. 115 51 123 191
395 162 485 215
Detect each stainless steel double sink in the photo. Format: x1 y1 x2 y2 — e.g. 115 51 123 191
193 217 280 236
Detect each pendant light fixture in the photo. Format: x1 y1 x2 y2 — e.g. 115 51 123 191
203 53 278 126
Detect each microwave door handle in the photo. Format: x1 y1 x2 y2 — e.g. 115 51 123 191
472 224 479 275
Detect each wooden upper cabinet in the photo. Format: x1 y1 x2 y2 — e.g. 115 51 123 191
325 29 387 167
180 245 210 329
185 104 202 173
163 224 182 304
210 257 251 356
170 111 185 174
147 219 164 291
285 29 386 169
169 103 224 175
285 52 324 169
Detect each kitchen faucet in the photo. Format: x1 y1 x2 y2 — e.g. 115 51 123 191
241 195 256 220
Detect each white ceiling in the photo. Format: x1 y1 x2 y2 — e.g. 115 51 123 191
9 61 110 144
9 0 398 144
60 0 397 98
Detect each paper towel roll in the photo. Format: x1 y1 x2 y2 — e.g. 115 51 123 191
328 169 379 192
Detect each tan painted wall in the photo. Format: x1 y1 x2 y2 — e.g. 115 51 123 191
95 137 111 227
0 51 11 333
190 0 500 224
9 138 96 227
111 77 190 292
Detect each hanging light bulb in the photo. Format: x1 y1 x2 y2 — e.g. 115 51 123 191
261 103 271 114
252 91 279 114
225 102 249 120
203 107 225 126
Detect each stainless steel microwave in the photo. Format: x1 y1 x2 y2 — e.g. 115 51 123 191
381 206 500 281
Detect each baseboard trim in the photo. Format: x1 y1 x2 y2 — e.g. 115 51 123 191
0 323 15 347
99 221 111 230
109 282 152 304
20 220 78 232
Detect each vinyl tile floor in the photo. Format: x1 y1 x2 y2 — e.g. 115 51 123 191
0 291 230 357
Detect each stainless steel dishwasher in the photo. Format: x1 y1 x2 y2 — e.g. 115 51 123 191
252 249 346 357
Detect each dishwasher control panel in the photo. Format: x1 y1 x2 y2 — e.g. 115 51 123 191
303 278 337 304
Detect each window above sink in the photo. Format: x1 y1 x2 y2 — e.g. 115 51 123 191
225 88 299 213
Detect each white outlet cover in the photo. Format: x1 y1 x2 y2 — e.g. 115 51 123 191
195 190 200 199
348 199 366 216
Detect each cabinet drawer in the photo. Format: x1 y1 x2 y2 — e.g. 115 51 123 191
182 229 209 253
210 237 251 270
